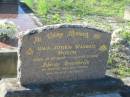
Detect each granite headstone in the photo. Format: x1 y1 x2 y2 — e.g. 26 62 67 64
18 24 111 86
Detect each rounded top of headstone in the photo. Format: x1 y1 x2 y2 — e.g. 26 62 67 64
20 24 111 37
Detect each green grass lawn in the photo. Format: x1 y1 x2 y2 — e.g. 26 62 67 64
24 0 130 28
24 0 130 17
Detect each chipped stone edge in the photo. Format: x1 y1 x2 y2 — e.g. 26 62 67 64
17 24 112 85
22 24 111 36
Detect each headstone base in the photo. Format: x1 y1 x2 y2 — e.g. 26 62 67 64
0 78 43 97
0 77 123 97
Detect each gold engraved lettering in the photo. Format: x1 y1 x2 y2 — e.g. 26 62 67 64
42 62 60 68
54 45 72 50
37 46 51 51
42 62 60 71
47 32 64 39
68 30 88 38
33 37 42 44
58 50 77 55
64 60 89 66
99 44 108 52
26 48 33 56
75 44 96 49
43 65 88 73
49 57 65 61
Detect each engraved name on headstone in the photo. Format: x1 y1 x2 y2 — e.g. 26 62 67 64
18 24 111 85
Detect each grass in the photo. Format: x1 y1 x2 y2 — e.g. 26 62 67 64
24 0 33 8
121 31 130 44
25 0 127 17
111 65 130 78
24 0 130 31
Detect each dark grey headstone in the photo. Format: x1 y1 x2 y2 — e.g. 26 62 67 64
0 2 18 14
0 0 18 3
18 24 111 86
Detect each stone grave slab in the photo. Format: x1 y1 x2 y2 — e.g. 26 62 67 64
17 24 111 86
0 77 124 97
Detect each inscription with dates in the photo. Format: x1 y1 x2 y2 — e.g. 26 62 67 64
18 25 111 85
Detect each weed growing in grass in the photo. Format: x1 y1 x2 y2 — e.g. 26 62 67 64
52 14 61 23
65 14 73 23
36 0 48 15
121 31 130 44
